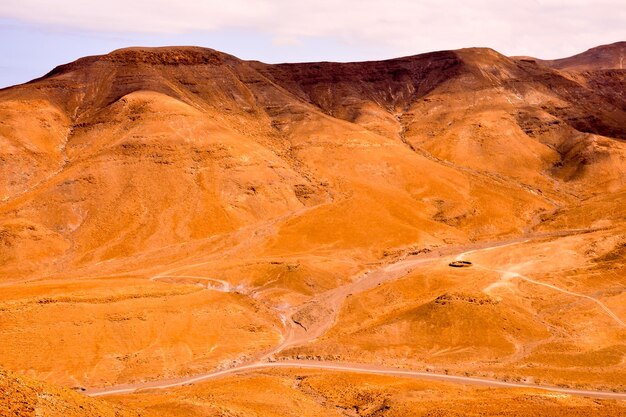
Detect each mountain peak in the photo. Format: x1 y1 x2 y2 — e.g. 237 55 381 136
105 46 232 65
42 46 235 80
536 41 626 71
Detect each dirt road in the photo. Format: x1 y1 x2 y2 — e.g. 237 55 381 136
87 360 626 400
84 229 626 400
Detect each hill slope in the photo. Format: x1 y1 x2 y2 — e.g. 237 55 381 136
0 367 140 417
1 43 625 416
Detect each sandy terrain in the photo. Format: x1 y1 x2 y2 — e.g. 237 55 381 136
1 41 625 415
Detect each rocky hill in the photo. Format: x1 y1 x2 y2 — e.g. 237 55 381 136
1 43 625 416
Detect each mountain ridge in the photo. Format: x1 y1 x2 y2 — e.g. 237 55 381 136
14 41 626 88
1 41 626 417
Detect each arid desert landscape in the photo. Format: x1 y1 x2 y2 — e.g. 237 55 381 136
1 41 626 416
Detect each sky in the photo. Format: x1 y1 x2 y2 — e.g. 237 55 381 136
1 0 624 88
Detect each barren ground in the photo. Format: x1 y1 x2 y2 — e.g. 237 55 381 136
1 42 626 415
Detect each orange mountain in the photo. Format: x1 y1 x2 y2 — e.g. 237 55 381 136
1 43 626 416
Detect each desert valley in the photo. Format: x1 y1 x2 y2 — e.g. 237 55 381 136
1 41 626 416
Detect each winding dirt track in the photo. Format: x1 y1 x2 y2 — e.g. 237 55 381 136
489 269 626 328
88 360 626 399
460 242 626 329
84 229 626 400
150 275 232 292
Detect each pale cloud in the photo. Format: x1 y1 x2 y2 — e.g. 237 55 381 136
272 36 303 47
1 0 624 59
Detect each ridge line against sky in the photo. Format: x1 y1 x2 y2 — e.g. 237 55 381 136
1 0 625 88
